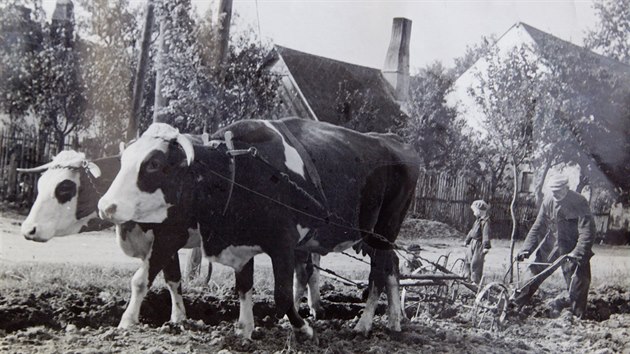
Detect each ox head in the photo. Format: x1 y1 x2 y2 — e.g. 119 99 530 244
19 150 102 242
98 123 194 224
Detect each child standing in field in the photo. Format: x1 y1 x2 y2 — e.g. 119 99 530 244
464 200 492 284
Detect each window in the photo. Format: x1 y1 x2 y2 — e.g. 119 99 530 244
521 171 534 193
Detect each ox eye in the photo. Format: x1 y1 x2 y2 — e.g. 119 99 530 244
54 180 77 204
146 159 162 173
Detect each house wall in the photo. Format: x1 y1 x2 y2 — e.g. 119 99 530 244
446 23 538 134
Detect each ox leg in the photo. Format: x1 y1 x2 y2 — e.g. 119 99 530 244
385 252 402 332
119 258 152 328
271 253 313 339
235 258 255 340
205 262 213 285
307 254 324 319
293 251 309 313
355 249 399 335
162 253 187 323
186 247 202 280
355 279 380 335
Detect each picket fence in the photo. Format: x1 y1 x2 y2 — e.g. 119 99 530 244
0 128 79 205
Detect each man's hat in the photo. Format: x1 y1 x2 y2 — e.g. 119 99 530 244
548 175 569 191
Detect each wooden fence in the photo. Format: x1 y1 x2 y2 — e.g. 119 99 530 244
410 169 612 240
0 128 79 206
411 169 538 239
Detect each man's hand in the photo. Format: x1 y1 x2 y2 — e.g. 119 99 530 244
516 250 530 262
464 238 471 246
482 248 489 255
566 251 582 262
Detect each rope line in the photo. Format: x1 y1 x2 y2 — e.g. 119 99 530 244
203 166 396 247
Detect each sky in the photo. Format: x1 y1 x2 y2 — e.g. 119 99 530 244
203 0 600 72
42 0 600 72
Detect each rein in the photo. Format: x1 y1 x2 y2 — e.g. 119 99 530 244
199 131 399 250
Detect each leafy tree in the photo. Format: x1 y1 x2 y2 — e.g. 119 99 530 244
451 35 496 78
585 0 630 65
468 45 539 274
528 38 621 204
33 0 87 151
213 28 281 128
139 1 280 134
0 0 86 151
0 1 45 131
404 62 479 173
74 0 138 156
334 81 383 133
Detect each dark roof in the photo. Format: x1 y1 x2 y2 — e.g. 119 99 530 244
274 45 406 133
518 23 630 190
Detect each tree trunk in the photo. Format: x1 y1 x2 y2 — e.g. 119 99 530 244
534 158 552 208
153 9 172 124
128 0 155 140
209 0 233 132
216 0 233 69
509 160 519 282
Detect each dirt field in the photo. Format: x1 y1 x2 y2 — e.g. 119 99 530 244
1 212 630 353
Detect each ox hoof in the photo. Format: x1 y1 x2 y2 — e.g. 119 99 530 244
117 318 139 329
387 315 402 332
294 322 317 343
169 313 186 324
353 321 372 337
235 321 254 340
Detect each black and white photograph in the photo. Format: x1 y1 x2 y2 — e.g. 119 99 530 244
0 0 629 352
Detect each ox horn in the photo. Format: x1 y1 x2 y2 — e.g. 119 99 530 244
176 134 195 166
16 161 55 173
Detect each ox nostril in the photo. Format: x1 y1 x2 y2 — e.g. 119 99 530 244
28 226 36 235
104 204 117 216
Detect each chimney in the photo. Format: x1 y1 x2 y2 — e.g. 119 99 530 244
382 18 412 102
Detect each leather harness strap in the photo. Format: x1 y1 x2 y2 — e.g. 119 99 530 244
274 120 330 210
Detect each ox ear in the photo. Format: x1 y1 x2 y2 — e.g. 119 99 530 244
17 161 55 173
176 134 194 166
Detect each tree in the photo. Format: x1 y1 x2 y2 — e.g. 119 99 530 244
334 81 382 133
75 0 138 156
585 0 630 65
528 38 616 205
451 35 496 78
0 1 45 131
404 62 479 173
468 46 539 277
32 0 87 152
137 3 280 134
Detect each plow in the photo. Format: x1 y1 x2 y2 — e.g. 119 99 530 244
317 246 575 331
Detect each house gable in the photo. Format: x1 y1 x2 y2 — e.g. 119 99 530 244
269 45 407 133
448 22 630 193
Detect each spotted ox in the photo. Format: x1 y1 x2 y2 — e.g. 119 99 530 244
18 150 210 328
98 117 420 339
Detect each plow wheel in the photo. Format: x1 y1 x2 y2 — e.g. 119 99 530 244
401 283 448 319
472 282 509 331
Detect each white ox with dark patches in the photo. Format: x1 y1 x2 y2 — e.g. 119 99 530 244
18 150 209 328
98 117 419 339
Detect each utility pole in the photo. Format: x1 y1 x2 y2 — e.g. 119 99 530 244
128 0 155 140
216 0 233 69
153 2 171 124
